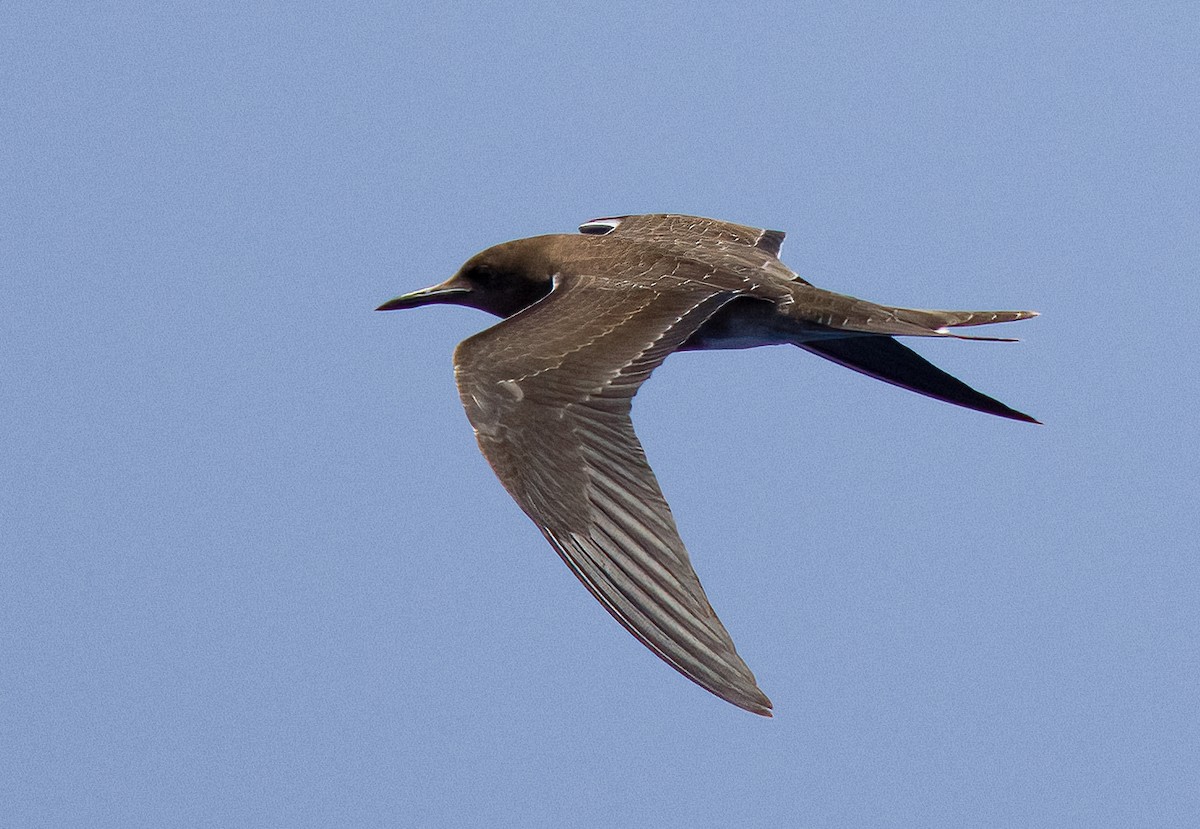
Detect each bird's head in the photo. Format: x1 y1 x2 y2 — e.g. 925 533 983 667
377 236 559 318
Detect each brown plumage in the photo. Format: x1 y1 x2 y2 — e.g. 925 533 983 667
378 214 1039 716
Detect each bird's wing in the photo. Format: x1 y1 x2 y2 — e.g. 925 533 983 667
453 274 772 715
579 213 787 258
797 335 1041 423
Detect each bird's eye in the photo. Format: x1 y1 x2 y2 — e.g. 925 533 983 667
469 264 494 286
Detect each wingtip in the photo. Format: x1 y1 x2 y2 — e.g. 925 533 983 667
731 686 774 717
1007 410 1042 425
737 699 774 717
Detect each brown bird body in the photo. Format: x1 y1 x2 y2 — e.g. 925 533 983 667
379 214 1038 716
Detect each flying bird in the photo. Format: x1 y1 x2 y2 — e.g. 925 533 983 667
378 214 1038 716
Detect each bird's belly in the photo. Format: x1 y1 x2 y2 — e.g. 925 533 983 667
681 298 853 351
684 327 783 350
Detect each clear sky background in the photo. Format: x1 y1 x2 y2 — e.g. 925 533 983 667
5 2 1198 826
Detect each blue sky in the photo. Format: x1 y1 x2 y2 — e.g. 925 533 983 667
5 2 1198 826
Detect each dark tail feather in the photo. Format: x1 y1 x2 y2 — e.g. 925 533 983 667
798 336 1040 424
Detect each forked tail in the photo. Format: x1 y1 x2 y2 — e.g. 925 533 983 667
890 308 1039 341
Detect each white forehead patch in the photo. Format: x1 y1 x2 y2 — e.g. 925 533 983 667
578 217 624 235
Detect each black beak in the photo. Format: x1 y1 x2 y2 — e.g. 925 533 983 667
376 284 471 311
